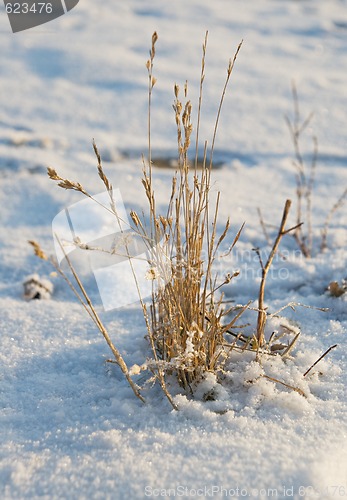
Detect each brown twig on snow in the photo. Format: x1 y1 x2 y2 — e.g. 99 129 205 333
29 239 146 404
303 344 338 377
262 374 306 397
320 187 347 252
257 207 271 247
256 199 300 346
285 82 317 258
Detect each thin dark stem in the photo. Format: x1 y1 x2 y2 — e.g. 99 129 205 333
303 344 338 377
256 200 293 346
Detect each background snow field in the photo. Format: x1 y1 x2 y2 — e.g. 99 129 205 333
1 1 347 498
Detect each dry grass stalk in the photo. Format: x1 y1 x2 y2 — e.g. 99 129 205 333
138 33 244 391
303 344 337 377
257 207 271 247
286 83 347 257
29 240 145 403
194 31 208 170
255 199 301 346
209 40 243 170
48 142 178 409
146 31 158 184
262 374 306 397
285 82 317 258
320 187 347 252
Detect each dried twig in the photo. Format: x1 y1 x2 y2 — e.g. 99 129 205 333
29 240 145 404
321 187 347 252
256 199 296 346
285 82 317 258
209 39 243 169
257 207 271 247
303 344 338 377
262 374 306 397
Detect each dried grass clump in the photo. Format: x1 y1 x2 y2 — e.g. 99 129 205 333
136 33 245 396
31 33 245 409
42 33 247 408
285 83 347 257
32 33 323 409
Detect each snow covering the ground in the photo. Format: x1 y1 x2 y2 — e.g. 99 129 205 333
1 1 347 498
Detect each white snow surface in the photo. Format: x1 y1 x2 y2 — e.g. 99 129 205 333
1 1 347 498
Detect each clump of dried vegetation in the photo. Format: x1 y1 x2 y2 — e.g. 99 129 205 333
30 33 338 409
285 82 347 258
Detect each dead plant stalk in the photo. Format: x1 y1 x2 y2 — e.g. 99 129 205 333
256 199 301 346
